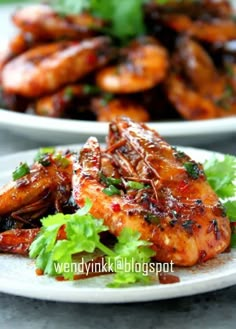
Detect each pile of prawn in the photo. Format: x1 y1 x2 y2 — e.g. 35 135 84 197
0 117 231 267
0 0 236 122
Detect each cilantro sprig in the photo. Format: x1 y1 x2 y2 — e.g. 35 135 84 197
107 228 155 287
204 155 236 247
48 0 149 41
204 155 236 198
30 199 155 286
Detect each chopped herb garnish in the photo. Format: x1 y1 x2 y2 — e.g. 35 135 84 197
63 87 74 101
12 162 30 181
103 185 121 196
144 213 160 224
101 93 114 106
174 150 186 159
100 173 122 186
34 147 55 162
184 162 201 179
215 84 234 110
83 84 100 95
38 155 51 167
53 153 70 168
226 64 234 78
127 181 149 190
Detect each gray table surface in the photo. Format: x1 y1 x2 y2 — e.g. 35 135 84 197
0 127 235 329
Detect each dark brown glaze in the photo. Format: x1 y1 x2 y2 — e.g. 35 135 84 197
105 117 231 265
158 272 180 284
12 4 107 40
2 37 114 97
0 228 39 255
35 84 86 118
0 155 73 227
96 37 169 94
91 97 150 122
144 1 236 43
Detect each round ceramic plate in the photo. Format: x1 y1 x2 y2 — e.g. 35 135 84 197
0 3 236 145
0 145 235 303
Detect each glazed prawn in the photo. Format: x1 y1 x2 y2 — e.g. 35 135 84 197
35 85 87 118
175 37 225 98
73 118 231 266
166 37 236 120
0 154 73 230
12 4 106 40
96 37 169 93
0 228 39 255
145 1 236 43
0 33 37 74
165 74 220 120
1 37 114 97
189 20 236 43
91 97 150 122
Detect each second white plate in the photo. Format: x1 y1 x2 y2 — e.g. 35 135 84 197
1 109 236 145
0 145 235 303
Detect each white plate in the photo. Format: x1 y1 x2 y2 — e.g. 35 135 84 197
0 109 236 145
0 145 235 303
0 3 236 145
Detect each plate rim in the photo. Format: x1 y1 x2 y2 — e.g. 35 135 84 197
1 109 236 137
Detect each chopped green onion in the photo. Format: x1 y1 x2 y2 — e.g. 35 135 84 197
226 65 234 78
12 162 30 181
63 87 74 100
83 84 100 95
174 150 187 159
101 93 114 106
184 162 201 180
100 173 122 186
145 213 160 224
34 147 55 165
53 153 70 168
103 185 121 196
34 147 55 161
127 181 149 190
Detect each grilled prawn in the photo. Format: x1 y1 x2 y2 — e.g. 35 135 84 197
165 38 236 120
1 37 114 97
91 97 150 122
96 37 169 93
0 154 73 232
73 117 231 266
12 4 106 40
0 228 39 255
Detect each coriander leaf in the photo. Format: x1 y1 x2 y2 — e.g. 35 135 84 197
30 199 156 286
230 226 236 248
184 161 201 179
204 155 236 198
29 199 108 280
50 0 147 41
51 0 90 15
107 228 156 287
223 200 236 222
